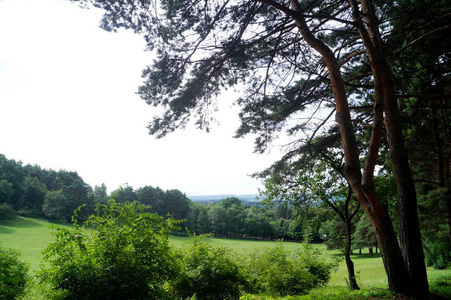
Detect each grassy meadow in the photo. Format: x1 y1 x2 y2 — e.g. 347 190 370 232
1 216 450 299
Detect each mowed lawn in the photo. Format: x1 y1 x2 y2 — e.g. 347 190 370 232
1 216 450 295
0 217 72 270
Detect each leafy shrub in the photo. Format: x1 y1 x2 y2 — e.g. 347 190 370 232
17 208 43 218
0 203 16 220
39 200 180 300
241 242 337 297
423 226 451 269
423 230 451 269
429 275 451 298
0 244 28 300
171 236 245 300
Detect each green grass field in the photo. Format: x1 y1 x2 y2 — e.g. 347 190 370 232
0 217 72 270
1 216 450 299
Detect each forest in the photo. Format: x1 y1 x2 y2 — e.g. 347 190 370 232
0 153 329 243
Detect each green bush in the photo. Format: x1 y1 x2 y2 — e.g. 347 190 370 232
0 203 16 220
423 230 451 269
241 242 337 297
171 236 245 300
429 275 451 298
39 200 180 300
0 244 28 300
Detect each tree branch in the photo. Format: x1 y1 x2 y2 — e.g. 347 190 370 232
254 0 297 17
396 25 451 55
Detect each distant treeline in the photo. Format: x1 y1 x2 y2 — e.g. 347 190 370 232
189 194 262 205
0 154 315 241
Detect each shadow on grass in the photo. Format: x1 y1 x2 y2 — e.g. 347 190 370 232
0 226 15 234
327 252 382 259
350 253 382 259
0 217 43 235
0 216 45 230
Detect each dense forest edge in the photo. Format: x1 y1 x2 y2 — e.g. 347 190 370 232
0 153 308 241
0 153 383 244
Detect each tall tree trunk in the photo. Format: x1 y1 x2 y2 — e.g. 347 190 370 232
362 188 412 293
375 51 428 295
345 219 359 290
349 0 429 295
288 0 414 294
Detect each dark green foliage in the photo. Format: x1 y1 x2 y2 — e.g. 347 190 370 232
92 183 108 204
0 154 95 220
0 203 16 220
387 0 451 271
219 197 242 209
207 205 227 236
171 236 244 300
20 176 47 217
136 185 164 211
0 179 15 206
42 190 69 220
429 275 451 298
188 203 210 235
135 186 191 228
0 155 25 210
187 197 311 240
244 205 276 239
160 189 191 221
0 244 28 300
242 242 337 297
352 215 377 253
321 217 346 251
40 200 180 300
419 187 451 269
423 231 451 270
111 184 137 203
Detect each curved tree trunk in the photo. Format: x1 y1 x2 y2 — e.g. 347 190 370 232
352 0 429 294
345 219 359 290
288 0 415 294
380 61 429 295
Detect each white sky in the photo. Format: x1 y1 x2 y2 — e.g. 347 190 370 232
0 0 285 196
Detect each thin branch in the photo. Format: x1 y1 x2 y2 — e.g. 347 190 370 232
396 94 451 100
339 49 366 66
396 25 451 55
254 0 297 17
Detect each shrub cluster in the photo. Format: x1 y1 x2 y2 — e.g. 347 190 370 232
37 201 336 299
0 203 16 221
241 243 337 297
171 236 245 300
39 201 181 300
0 244 28 300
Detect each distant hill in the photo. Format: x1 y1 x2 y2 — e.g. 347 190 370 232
188 194 263 205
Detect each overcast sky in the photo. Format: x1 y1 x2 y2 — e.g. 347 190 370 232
0 0 286 196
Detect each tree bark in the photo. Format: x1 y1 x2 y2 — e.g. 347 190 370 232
345 218 359 290
358 0 428 294
347 0 429 295
384 70 429 295
288 0 414 294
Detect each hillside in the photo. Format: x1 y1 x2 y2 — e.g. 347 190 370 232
188 194 262 205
